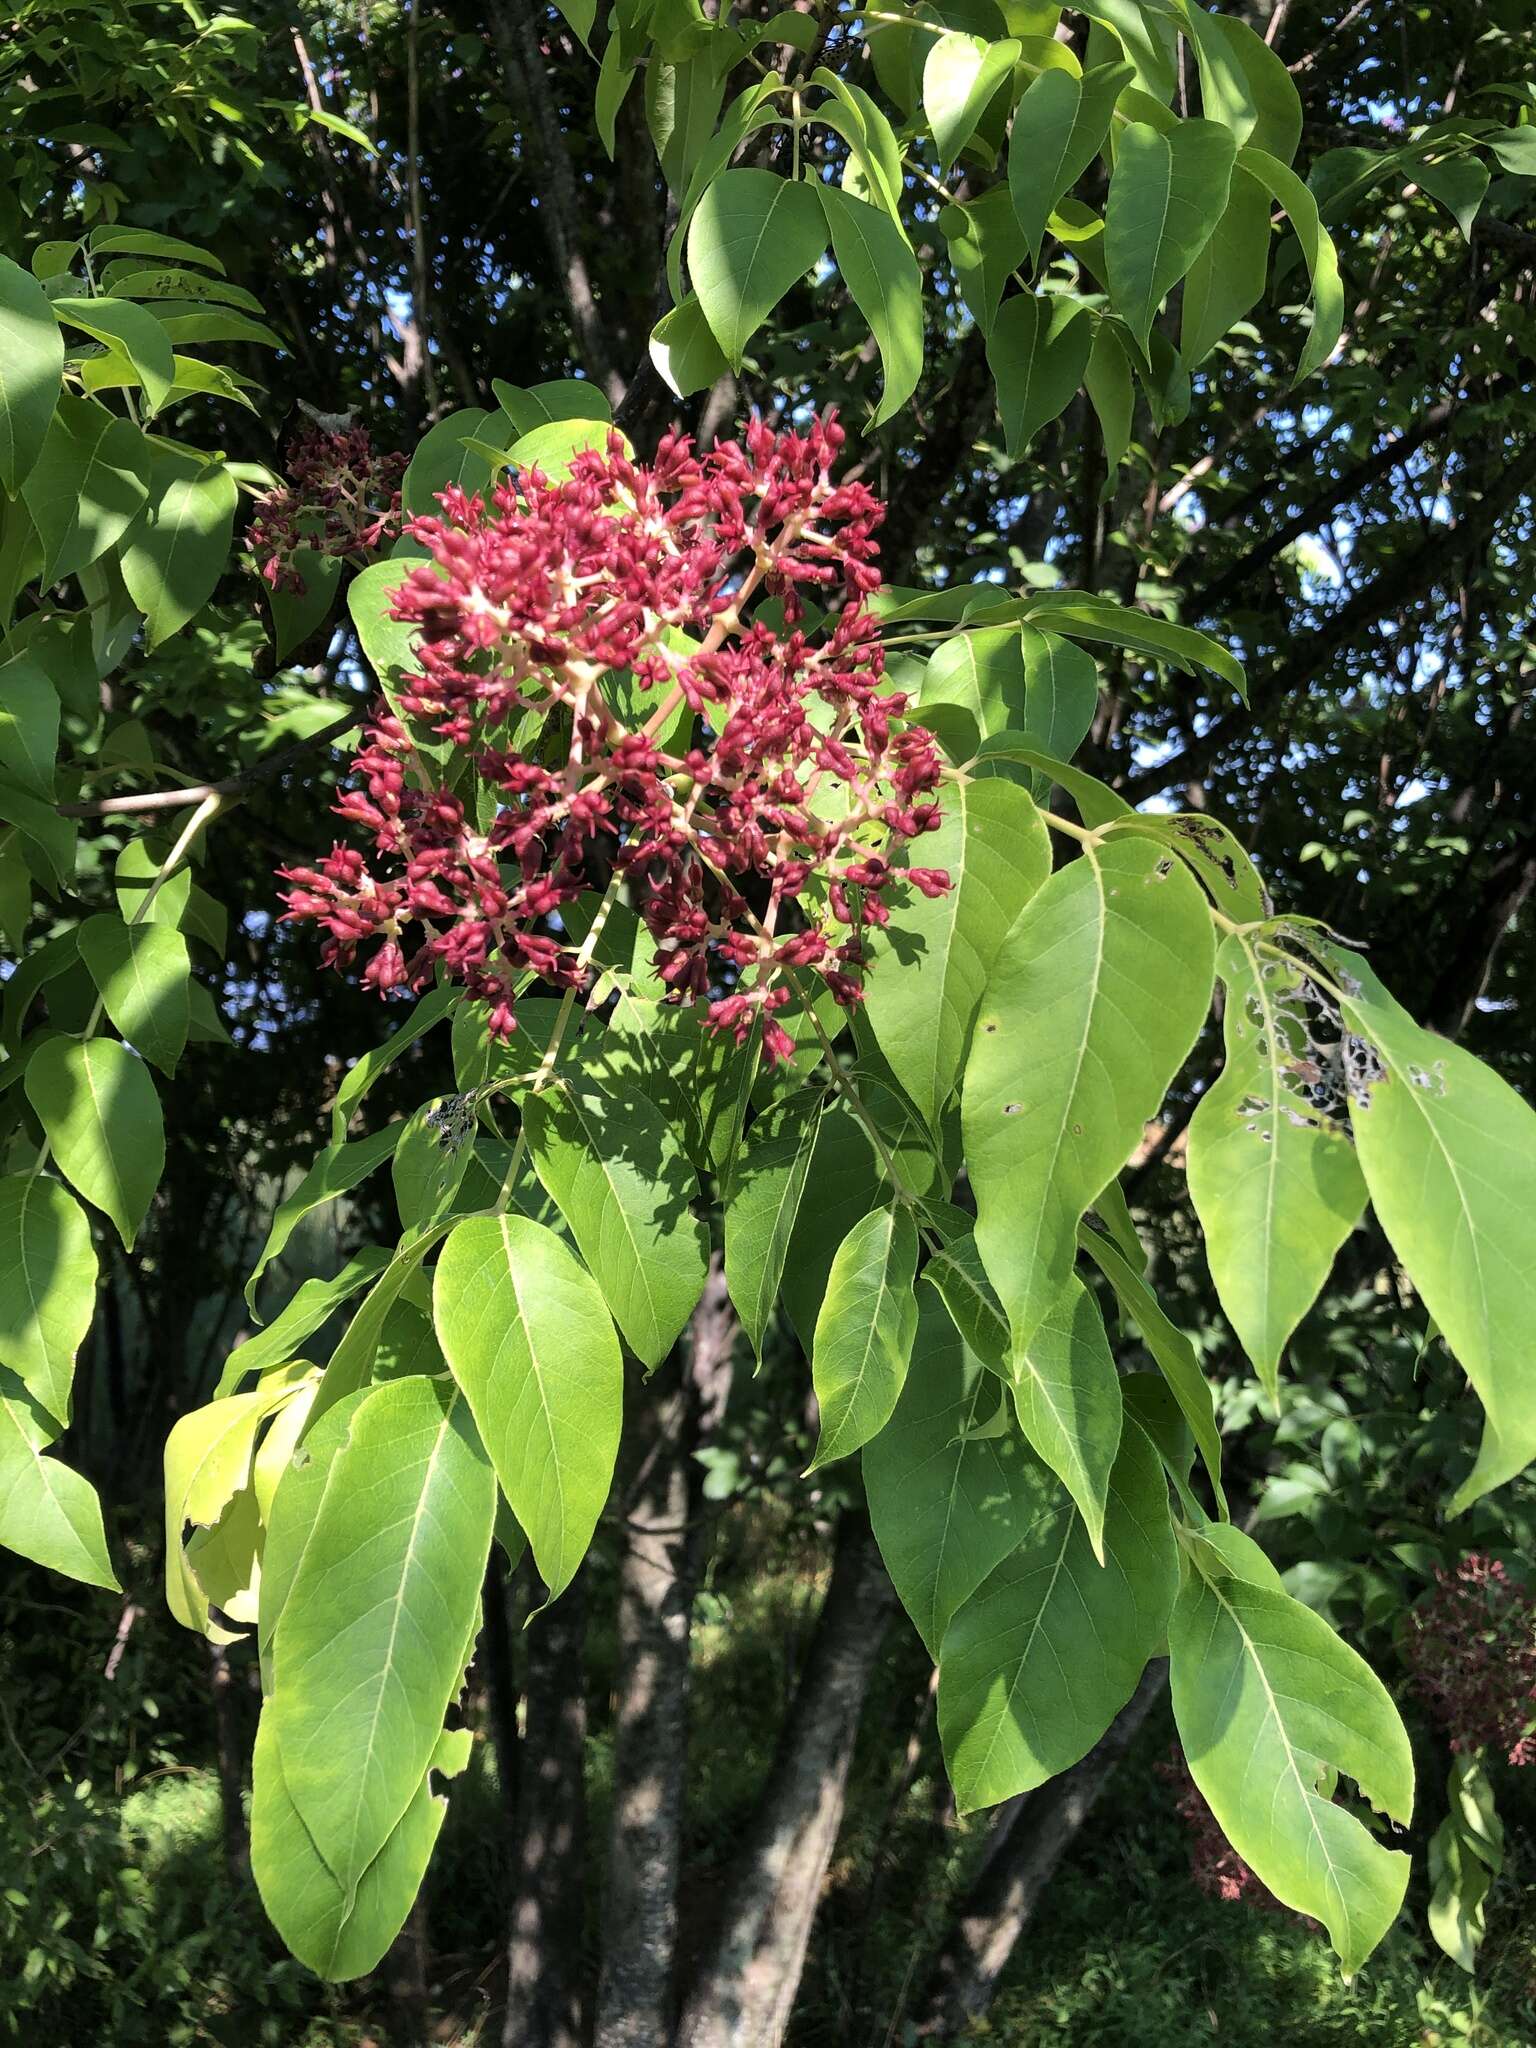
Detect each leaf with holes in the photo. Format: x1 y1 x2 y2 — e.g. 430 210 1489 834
1187 938 1366 1402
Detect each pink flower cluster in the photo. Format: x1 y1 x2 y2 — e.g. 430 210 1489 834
247 419 407 593
1404 1554 1536 1765
278 415 948 1062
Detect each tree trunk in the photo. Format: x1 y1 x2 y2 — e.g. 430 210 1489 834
910 1661 1169 2039
675 1510 895 2048
594 1259 738 2048
206 1639 249 1882
502 1564 590 2048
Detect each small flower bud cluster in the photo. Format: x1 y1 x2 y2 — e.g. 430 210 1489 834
278 415 948 1061
1403 1554 1536 1765
247 420 407 593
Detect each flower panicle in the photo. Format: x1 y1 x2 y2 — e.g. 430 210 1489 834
277 413 950 1061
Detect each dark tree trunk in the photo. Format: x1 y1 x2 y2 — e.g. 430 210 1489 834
675 1510 895 2048
206 1639 249 1882
910 1661 1169 2039
502 1564 590 2048
594 1259 738 2048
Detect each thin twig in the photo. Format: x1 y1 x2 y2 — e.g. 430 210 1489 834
56 706 363 818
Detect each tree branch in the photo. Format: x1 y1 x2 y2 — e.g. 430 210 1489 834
57 706 364 819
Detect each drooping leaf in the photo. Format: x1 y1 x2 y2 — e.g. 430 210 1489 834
119 453 238 645
938 1415 1176 1811
964 836 1214 1359
724 1092 821 1358
1326 945 1536 1510
941 188 1026 338
524 1074 708 1367
1181 7 1301 163
0 1173 97 1429
1104 119 1238 351
649 294 729 400
400 408 494 519
266 1375 494 1896
0 254 66 492
1187 937 1366 1401
163 1377 297 1634
1007 61 1131 265
0 1368 118 1590
20 393 151 586
922 32 1021 171
806 1203 920 1470
918 623 1100 766
864 777 1050 1130
687 168 828 371
865 1280 1042 1657
817 184 923 426
1240 147 1344 383
1079 1218 1223 1498
0 654 61 801
433 1213 623 1602
986 292 1092 459
24 1036 164 1251
1180 162 1272 365
246 1124 405 1311
77 914 193 1076
251 1711 457 1980
779 1098 883 1346
1170 1551 1414 1975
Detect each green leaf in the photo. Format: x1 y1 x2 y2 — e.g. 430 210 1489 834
0 254 65 493
52 296 175 417
1416 155 1490 243
806 1203 920 1470
864 777 1050 1129
331 986 457 1145
941 188 1026 338
163 1377 295 1634
267 1376 493 1895
401 408 494 519
779 1099 883 1346
347 559 450 762
24 1036 164 1250
938 1415 1176 1811
1104 119 1237 352
88 226 226 273
1325 946 1536 1510
1084 318 1134 478
246 1125 405 1311
919 624 1100 766
0 1369 117 1590
986 293 1092 460
1187 937 1365 1401
103 264 266 313
1007 61 1131 266
119 453 237 645
1169 1554 1413 1974
649 294 729 401
1077 1222 1225 1510
493 378 612 435
817 184 923 427
1239 147 1343 383
151 308 284 350
433 1213 623 1602
20 393 151 586
667 81 783 301
1427 1754 1501 1974
1180 7 1301 164
724 1092 820 1359
267 547 342 662
964 835 1214 1357
865 1280 1043 1657
923 33 1020 171
687 168 828 371
525 1075 708 1368
1024 589 1247 700
1108 812 1268 922
113 837 224 947
1008 1275 1124 1558
0 653 61 801
392 1099 474 1230
214 1249 394 1399
1180 162 1272 365
77 914 193 1076
252 1711 453 1980
645 48 730 195
0 784 76 895
0 1175 97 1430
